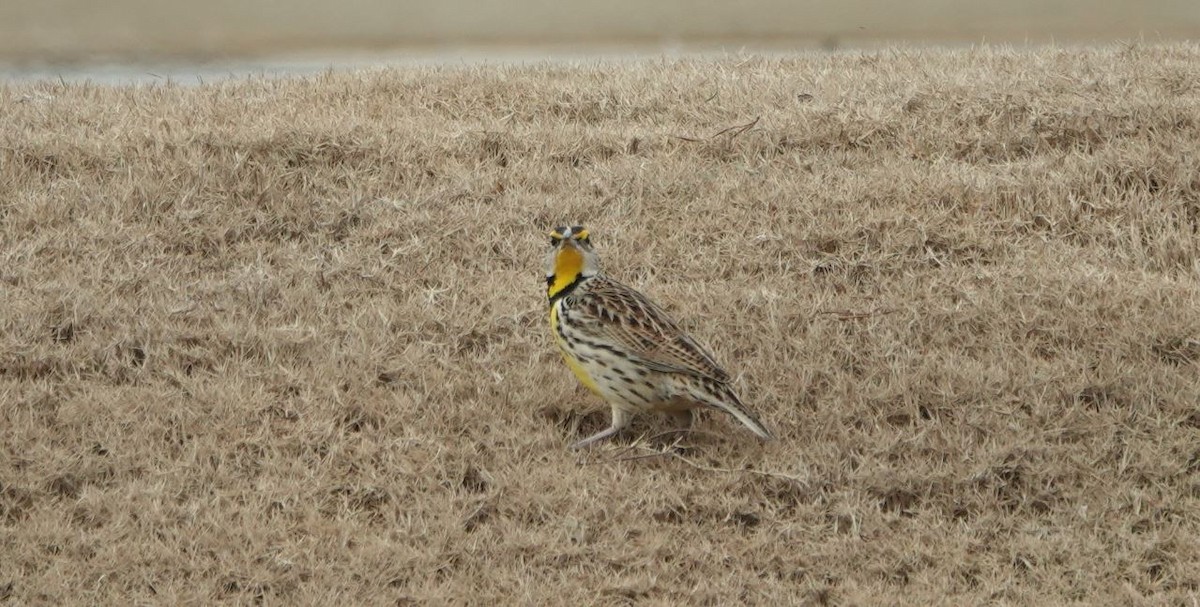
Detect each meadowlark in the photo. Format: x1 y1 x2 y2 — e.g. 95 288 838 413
545 225 773 449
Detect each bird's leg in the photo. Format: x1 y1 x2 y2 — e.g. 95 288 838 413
570 406 633 450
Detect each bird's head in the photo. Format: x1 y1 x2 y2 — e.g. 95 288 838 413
545 225 600 301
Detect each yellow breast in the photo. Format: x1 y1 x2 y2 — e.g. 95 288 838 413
549 304 603 396
547 245 584 300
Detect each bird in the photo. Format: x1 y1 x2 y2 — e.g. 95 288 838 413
544 224 773 449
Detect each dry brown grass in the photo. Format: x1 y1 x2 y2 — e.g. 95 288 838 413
2 44 1200 604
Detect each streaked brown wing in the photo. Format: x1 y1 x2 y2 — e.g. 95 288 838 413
569 277 730 382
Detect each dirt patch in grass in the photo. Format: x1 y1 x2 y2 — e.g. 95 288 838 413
2 45 1200 604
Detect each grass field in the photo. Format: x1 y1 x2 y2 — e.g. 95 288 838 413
5 0 1197 61
2 44 1200 604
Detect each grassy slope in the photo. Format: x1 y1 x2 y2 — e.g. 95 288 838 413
2 45 1200 604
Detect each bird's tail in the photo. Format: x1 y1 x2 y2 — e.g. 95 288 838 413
686 379 773 441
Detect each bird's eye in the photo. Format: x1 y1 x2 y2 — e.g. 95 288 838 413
549 236 560 246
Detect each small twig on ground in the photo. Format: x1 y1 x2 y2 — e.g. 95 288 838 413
814 307 898 321
709 116 760 139
644 428 725 443
611 431 691 463
579 428 762 465
671 116 761 142
577 428 724 464
613 433 689 463
664 451 809 486
615 450 676 463
605 443 809 487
